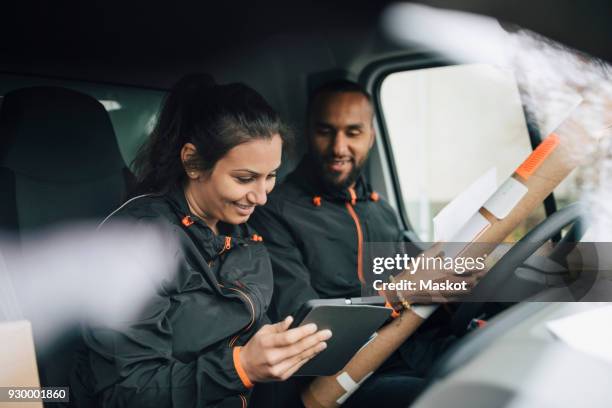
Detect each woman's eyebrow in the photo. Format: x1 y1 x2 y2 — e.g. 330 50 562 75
233 169 260 176
233 166 280 175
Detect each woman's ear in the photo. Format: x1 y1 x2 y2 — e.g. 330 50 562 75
181 143 200 180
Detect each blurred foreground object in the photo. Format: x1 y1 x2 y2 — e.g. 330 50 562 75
383 3 612 238
0 221 178 392
1 222 178 339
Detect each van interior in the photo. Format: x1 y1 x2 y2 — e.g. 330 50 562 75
1 1 611 407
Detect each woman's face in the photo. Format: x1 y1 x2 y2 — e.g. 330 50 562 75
183 134 282 227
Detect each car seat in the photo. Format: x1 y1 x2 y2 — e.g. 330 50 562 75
0 86 134 406
0 86 131 236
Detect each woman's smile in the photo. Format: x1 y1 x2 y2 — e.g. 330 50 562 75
233 201 255 216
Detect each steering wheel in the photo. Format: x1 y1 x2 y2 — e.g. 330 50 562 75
450 202 587 336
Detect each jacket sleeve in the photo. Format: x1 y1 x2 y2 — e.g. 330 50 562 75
249 201 320 320
82 294 253 408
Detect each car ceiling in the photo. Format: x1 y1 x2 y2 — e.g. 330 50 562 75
0 0 609 90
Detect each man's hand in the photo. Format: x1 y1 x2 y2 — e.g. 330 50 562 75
240 316 332 382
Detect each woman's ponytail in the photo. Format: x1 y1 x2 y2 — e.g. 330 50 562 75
131 74 216 195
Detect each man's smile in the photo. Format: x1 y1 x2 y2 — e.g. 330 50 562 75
327 158 353 172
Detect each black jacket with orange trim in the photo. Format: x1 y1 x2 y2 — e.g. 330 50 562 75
249 157 403 321
72 188 272 408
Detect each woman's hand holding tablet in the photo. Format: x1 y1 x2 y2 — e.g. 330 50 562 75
240 316 333 382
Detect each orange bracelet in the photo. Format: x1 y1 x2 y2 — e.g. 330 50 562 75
232 346 254 389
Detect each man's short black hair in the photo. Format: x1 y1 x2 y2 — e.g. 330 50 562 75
310 79 372 101
307 79 373 118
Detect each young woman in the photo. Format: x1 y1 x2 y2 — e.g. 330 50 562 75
72 75 331 408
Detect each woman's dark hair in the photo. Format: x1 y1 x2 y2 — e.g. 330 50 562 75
132 74 291 194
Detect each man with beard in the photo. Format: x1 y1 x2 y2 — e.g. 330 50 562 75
250 80 402 320
249 80 442 407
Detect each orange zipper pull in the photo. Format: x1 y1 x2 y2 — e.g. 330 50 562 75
181 215 194 227
347 188 357 206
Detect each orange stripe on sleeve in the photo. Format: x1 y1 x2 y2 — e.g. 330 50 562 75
515 133 560 180
233 346 254 389
348 187 357 206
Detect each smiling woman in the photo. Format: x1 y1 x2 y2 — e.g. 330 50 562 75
72 75 333 408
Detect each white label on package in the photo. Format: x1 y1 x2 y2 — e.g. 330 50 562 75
411 305 438 319
336 371 373 404
443 212 491 247
443 212 491 259
433 167 497 242
483 177 528 219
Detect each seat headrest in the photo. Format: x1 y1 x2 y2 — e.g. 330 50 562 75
0 86 125 182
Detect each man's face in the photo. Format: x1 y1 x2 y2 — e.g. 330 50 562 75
309 92 375 189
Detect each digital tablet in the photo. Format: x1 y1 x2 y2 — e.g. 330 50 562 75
289 298 392 376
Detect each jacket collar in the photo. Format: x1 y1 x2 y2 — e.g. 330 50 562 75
288 155 373 203
164 185 255 256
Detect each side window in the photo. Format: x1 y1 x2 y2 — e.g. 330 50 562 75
379 63 546 242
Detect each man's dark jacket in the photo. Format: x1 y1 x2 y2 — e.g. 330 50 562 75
249 157 403 321
73 188 272 408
